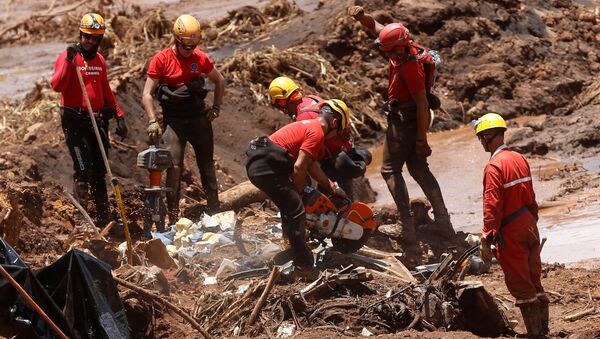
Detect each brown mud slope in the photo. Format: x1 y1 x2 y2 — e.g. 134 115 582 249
0 0 599 337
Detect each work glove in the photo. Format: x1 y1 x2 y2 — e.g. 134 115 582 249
147 119 162 143
415 139 432 159
347 5 365 19
206 106 220 122
66 44 78 62
479 236 494 264
331 182 348 199
115 117 128 138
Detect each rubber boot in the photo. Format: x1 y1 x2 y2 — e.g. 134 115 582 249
434 213 456 238
90 176 110 229
382 172 412 219
518 302 543 338
539 299 549 335
199 161 220 212
285 213 314 268
165 164 182 225
379 216 416 243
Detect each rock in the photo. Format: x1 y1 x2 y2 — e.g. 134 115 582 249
145 238 178 270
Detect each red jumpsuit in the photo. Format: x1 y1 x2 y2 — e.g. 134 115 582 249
482 145 544 304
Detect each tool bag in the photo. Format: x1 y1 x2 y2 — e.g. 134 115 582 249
246 136 294 177
156 77 208 117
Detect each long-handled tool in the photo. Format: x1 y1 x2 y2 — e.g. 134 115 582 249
73 57 133 263
0 264 68 339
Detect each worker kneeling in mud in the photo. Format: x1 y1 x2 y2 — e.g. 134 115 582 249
51 13 128 228
268 76 372 200
246 102 352 268
474 113 549 338
142 14 225 223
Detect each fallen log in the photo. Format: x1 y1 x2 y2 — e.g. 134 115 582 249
113 276 212 339
217 180 267 212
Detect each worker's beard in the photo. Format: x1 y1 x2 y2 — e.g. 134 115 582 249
77 41 100 60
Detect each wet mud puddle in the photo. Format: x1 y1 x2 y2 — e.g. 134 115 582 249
365 118 600 265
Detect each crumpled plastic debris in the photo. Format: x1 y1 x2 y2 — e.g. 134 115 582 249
276 321 296 338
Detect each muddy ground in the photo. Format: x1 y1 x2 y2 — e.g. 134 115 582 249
1 0 600 337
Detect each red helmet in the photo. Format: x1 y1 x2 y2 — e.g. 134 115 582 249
376 23 411 52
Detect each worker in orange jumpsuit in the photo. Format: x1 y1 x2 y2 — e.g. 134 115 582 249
474 113 548 337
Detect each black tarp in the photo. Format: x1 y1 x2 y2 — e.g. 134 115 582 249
0 237 130 338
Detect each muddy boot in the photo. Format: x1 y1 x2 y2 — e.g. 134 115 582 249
285 214 314 268
538 298 549 335
166 165 182 225
91 177 110 229
434 213 456 238
199 161 220 212
519 302 543 338
379 217 416 243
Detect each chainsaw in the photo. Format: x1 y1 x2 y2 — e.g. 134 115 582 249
137 144 173 238
301 186 377 253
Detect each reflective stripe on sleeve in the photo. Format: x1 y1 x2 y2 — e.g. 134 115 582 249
503 176 531 189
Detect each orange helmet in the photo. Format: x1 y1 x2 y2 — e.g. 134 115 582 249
173 15 201 47
79 13 106 35
376 23 411 52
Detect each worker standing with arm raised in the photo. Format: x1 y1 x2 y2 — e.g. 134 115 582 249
142 14 225 223
51 13 128 228
348 6 454 242
473 113 548 338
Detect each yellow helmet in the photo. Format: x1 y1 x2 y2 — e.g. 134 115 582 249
173 15 201 47
79 13 106 35
322 99 352 130
268 77 301 105
472 113 507 135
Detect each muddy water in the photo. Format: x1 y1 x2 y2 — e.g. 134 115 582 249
364 118 600 264
0 42 65 100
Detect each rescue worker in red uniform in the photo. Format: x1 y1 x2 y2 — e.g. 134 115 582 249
268 77 372 199
349 6 454 242
51 13 128 228
142 14 226 222
246 103 351 268
474 113 548 337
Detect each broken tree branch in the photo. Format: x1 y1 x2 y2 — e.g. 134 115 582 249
114 276 212 339
249 265 281 325
564 307 596 322
64 191 100 237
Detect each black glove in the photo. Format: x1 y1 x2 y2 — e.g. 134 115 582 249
66 44 78 62
115 117 128 138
